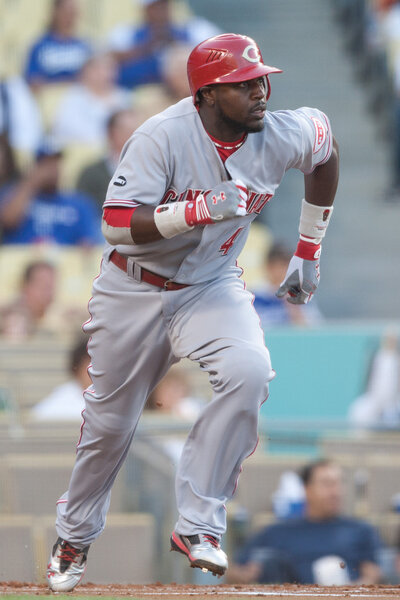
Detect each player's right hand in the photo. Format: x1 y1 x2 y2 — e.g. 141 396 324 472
205 180 248 221
185 180 248 227
153 180 248 239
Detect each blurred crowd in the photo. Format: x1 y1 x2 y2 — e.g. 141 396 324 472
0 0 221 335
0 0 220 249
335 0 400 200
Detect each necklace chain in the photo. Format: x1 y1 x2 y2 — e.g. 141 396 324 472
212 137 246 151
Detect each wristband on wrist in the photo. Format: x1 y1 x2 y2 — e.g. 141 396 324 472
298 198 333 241
295 237 321 261
153 195 213 239
154 202 194 239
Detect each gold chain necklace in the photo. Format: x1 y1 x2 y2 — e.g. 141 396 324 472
212 137 246 151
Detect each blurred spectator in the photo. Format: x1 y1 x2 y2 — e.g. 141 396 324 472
133 43 192 119
251 242 323 329
0 133 20 242
348 331 400 429
0 76 43 152
0 139 102 245
0 260 56 340
146 366 205 463
31 335 90 421
51 53 132 146
108 0 220 89
227 460 382 585
160 42 192 101
24 0 91 90
379 0 400 199
146 367 204 420
76 108 141 209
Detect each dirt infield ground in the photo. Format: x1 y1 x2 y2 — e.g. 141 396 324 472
1 583 400 600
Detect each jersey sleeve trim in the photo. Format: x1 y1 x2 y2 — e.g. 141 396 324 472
313 113 333 167
103 199 142 208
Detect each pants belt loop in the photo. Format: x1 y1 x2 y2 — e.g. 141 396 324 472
133 262 142 282
126 257 135 280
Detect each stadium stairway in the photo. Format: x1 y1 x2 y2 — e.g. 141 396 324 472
187 0 400 319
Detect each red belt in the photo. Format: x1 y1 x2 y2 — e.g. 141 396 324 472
110 250 190 291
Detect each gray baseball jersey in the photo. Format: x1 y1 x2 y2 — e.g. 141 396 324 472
103 97 332 282
55 97 332 550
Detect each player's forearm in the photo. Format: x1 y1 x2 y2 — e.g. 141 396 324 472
276 138 339 304
304 137 339 207
130 205 164 244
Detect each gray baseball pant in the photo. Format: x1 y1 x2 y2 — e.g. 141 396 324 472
56 256 274 548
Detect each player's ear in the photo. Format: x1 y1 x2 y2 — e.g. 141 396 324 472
198 86 215 106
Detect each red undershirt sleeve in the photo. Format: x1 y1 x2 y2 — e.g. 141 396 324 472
102 206 138 245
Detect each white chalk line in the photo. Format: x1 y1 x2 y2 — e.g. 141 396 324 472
0 586 397 598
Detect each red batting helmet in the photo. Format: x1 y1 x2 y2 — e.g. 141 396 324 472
187 33 282 104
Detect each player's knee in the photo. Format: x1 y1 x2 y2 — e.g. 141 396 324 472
218 346 273 393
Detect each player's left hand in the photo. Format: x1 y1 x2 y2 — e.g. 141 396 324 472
276 241 321 305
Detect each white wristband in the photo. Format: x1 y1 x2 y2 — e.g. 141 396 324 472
154 202 194 239
298 198 333 242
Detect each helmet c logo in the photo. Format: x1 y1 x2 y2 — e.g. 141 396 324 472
242 45 260 63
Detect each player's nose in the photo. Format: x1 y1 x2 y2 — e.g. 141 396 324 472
250 79 266 100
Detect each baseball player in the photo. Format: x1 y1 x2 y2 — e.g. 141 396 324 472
46 33 339 592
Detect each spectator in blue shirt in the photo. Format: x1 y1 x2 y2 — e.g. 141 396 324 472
108 0 220 89
24 0 91 90
227 460 382 585
0 140 102 246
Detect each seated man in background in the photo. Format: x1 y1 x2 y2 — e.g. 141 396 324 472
76 109 140 210
0 139 102 245
31 335 90 421
0 260 56 340
227 459 382 585
108 0 220 89
50 53 132 147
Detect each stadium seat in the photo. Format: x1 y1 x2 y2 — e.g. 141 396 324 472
0 514 37 581
60 143 103 190
234 452 308 515
2 452 127 515
35 83 73 129
366 455 400 514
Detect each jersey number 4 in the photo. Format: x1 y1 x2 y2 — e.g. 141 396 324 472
219 228 244 256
